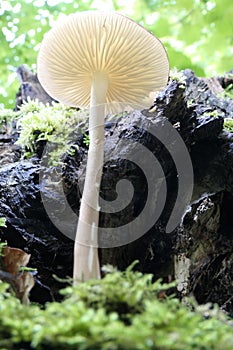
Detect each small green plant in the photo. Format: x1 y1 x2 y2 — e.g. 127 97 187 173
0 109 17 132
83 133 90 147
202 110 219 118
170 68 186 88
224 118 233 133
67 144 80 156
0 217 7 228
224 83 233 99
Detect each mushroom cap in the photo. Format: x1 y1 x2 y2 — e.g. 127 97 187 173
37 11 169 111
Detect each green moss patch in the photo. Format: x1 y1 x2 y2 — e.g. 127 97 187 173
0 263 232 350
224 118 233 133
14 100 88 163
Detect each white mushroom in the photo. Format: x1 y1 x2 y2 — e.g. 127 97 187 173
37 11 169 284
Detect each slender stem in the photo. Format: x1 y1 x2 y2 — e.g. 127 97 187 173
73 72 108 284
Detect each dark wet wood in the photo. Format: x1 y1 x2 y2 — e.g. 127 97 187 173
0 67 233 314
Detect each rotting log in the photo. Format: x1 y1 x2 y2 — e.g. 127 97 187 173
0 66 233 315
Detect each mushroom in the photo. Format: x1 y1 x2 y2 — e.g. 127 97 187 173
37 11 169 284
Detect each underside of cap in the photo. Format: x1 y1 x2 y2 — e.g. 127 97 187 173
37 11 169 111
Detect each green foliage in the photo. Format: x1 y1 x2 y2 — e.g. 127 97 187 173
202 110 219 118
0 0 232 108
0 108 16 132
139 0 233 76
0 241 7 256
0 0 94 109
169 68 186 88
83 133 90 147
15 100 88 163
0 218 7 228
0 263 233 350
224 83 233 99
224 118 233 133
60 262 175 324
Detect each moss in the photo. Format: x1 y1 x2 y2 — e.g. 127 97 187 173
224 83 233 99
0 108 17 132
82 133 90 147
0 100 89 165
202 110 219 118
0 217 7 228
0 263 232 350
14 100 88 164
224 118 233 133
169 68 186 89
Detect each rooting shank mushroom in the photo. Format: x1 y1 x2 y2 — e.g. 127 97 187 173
37 11 169 284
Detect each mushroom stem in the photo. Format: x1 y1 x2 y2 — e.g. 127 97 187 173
73 71 108 284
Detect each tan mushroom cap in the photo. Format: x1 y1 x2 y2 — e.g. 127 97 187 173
37 11 169 111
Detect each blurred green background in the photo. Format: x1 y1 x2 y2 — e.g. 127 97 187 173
0 0 232 108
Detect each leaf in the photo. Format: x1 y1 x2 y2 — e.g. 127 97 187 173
3 246 31 275
1 246 35 304
17 271 35 305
